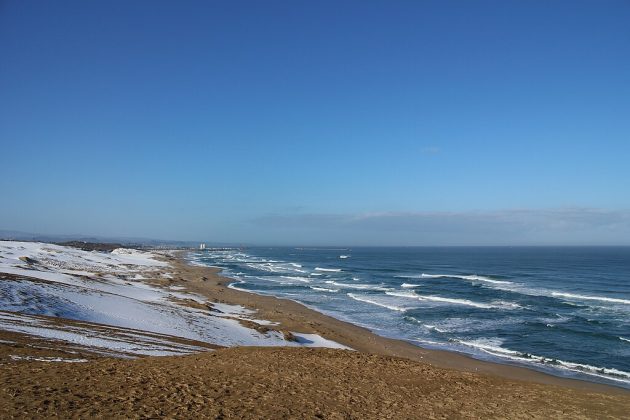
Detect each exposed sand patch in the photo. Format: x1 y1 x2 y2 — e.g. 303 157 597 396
1 347 628 419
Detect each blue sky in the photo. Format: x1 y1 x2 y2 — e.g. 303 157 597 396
1 1 629 245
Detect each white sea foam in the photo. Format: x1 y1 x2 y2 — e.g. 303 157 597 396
346 293 407 312
551 292 630 306
491 300 525 310
315 267 342 272
325 281 390 291
423 324 447 333
454 338 630 384
419 295 496 309
401 283 421 288
245 263 285 273
397 272 630 311
454 338 521 356
412 338 444 347
385 291 510 309
420 273 513 285
339 255 350 259
227 280 248 292
385 291 419 298
280 276 311 283
310 287 339 293
619 337 630 343
289 263 302 268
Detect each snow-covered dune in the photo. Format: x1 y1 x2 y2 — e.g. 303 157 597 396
0 241 347 356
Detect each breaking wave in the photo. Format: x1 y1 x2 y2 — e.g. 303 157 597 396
310 286 339 293
420 273 513 285
347 293 408 312
454 339 630 385
315 267 342 272
385 291 521 310
551 292 630 306
325 281 390 291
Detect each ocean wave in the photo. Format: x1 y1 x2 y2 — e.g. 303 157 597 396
401 283 421 288
492 300 524 310
551 292 630 306
315 267 342 272
619 337 630 343
280 276 311 283
245 263 286 273
423 324 447 333
385 291 420 298
420 273 513 285
419 295 497 309
310 286 339 293
454 338 527 357
227 280 247 292
325 281 390 291
242 261 308 274
385 291 518 310
454 338 630 384
347 293 408 312
409 316 521 334
412 338 445 347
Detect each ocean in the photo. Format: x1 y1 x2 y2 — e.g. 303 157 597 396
189 246 630 388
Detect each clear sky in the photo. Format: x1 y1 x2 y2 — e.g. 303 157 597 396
1 1 629 245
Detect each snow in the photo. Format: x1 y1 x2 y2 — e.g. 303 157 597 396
110 248 169 267
0 241 349 356
0 311 207 357
10 355 89 363
292 333 352 349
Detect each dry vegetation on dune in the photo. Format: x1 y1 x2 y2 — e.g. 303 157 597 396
1 347 629 419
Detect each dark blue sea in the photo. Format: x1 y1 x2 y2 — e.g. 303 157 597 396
190 247 630 388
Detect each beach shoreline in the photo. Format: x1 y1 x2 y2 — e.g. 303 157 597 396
171 252 629 395
2 243 629 418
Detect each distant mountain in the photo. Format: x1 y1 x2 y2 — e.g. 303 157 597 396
0 229 196 248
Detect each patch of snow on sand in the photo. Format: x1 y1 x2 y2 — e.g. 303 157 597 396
0 241 348 354
0 311 207 357
10 355 89 363
292 333 351 349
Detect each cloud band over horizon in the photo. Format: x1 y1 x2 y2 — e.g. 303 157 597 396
250 208 630 246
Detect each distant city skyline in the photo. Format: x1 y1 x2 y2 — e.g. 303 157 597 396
1 1 629 245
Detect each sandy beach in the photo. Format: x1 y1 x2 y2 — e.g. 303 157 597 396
1 246 628 418
167 256 630 391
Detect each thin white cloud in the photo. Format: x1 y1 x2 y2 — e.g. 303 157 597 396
251 208 630 245
420 146 440 155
